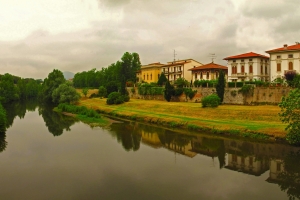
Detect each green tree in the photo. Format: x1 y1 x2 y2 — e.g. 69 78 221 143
202 94 220 108
0 73 20 103
174 78 189 88
52 82 81 104
0 103 6 132
164 81 174 102
157 73 168 86
279 88 300 145
82 88 89 97
41 69 65 102
216 70 225 103
98 86 107 98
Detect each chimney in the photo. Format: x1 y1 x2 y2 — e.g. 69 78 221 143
284 44 288 48
296 42 299 45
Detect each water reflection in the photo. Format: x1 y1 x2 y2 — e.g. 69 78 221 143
109 121 300 200
38 105 79 137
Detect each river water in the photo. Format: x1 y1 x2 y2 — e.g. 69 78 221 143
1 101 300 200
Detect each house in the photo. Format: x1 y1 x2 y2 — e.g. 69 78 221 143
224 52 270 82
266 43 300 81
189 62 228 82
139 62 165 83
162 59 203 83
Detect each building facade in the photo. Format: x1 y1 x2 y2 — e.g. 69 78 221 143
139 62 165 83
189 62 228 82
224 52 270 82
266 43 300 81
162 59 203 83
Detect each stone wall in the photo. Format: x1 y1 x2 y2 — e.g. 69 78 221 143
127 86 292 105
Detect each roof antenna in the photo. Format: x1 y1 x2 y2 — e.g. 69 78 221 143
173 49 177 62
209 53 216 63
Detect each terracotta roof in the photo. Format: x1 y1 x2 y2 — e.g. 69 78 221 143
163 61 191 67
223 52 269 60
189 62 227 71
266 44 300 53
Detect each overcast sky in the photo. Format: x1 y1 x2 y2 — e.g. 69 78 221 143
0 0 299 79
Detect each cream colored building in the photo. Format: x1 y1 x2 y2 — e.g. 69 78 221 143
162 59 203 83
139 62 165 83
266 43 300 81
224 52 270 82
189 62 228 82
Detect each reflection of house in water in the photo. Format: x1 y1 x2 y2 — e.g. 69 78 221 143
266 159 284 183
140 131 162 149
163 140 197 158
225 154 269 176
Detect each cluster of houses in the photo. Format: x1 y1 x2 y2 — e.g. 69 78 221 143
136 43 300 84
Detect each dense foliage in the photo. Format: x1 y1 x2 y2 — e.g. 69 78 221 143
73 52 141 95
279 88 300 145
194 79 217 87
40 69 65 102
106 92 130 105
216 70 225 103
58 103 101 118
157 73 168 86
52 82 81 104
183 88 197 100
0 103 6 132
98 86 107 98
138 83 164 95
164 81 174 102
201 94 220 108
174 78 189 88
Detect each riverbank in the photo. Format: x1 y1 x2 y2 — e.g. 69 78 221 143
77 98 287 140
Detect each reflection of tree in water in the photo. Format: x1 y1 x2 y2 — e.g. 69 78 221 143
278 151 300 200
39 105 78 137
109 122 141 151
0 132 7 153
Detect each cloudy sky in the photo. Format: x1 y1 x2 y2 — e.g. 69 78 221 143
0 0 299 79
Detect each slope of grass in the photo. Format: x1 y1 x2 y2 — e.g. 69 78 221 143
77 98 287 139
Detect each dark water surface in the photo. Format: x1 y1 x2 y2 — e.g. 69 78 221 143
1 102 300 200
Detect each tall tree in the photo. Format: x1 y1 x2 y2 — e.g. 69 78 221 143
164 81 174 102
157 73 168 86
40 69 65 102
216 70 225 103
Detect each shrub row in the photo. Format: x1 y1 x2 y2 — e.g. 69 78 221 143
106 92 130 105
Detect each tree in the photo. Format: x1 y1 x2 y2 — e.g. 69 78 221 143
164 81 174 102
279 88 300 145
98 86 107 98
0 73 20 103
174 78 189 88
41 69 65 102
202 94 220 108
52 82 81 104
0 103 6 132
82 88 89 97
157 73 168 86
216 70 225 103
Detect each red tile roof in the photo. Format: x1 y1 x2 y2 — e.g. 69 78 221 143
189 62 227 71
223 52 269 60
163 61 191 67
266 44 300 53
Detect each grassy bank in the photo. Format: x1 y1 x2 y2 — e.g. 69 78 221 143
77 98 287 140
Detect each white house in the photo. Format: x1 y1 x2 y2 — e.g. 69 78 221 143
162 59 203 83
224 52 270 82
266 43 300 81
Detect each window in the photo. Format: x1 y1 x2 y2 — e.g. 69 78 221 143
261 65 263 74
232 66 237 74
174 75 176 80
241 65 245 73
277 63 281 72
289 62 293 70
241 59 244 62
147 74 149 80
277 55 281 59
249 65 253 73
277 163 281 171
200 72 203 79
150 74 152 80
206 72 209 79
288 54 293 58
233 60 236 63
195 73 197 80
265 66 268 74
249 59 253 61
144 75 145 80
174 67 176 72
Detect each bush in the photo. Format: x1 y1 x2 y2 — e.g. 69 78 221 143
106 92 129 105
238 84 254 96
174 88 184 96
201 94 220 108
57 103 101 118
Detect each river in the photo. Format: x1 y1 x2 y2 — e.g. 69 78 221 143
1 101 299 200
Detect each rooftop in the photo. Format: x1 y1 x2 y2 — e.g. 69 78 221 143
266 43 300 53
223 52 269 60
189 62 227 71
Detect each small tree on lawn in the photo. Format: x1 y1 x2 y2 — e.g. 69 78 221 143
216 70 225 103
98 86 107 98
164 81 174 102
82 88 89 97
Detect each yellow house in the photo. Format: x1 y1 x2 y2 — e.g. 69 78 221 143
140 62 165 83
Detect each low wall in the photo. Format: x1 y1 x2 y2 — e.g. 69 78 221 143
127 86 292 105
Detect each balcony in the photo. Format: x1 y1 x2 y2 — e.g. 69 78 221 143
284 70 296 75
236 72 247 77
